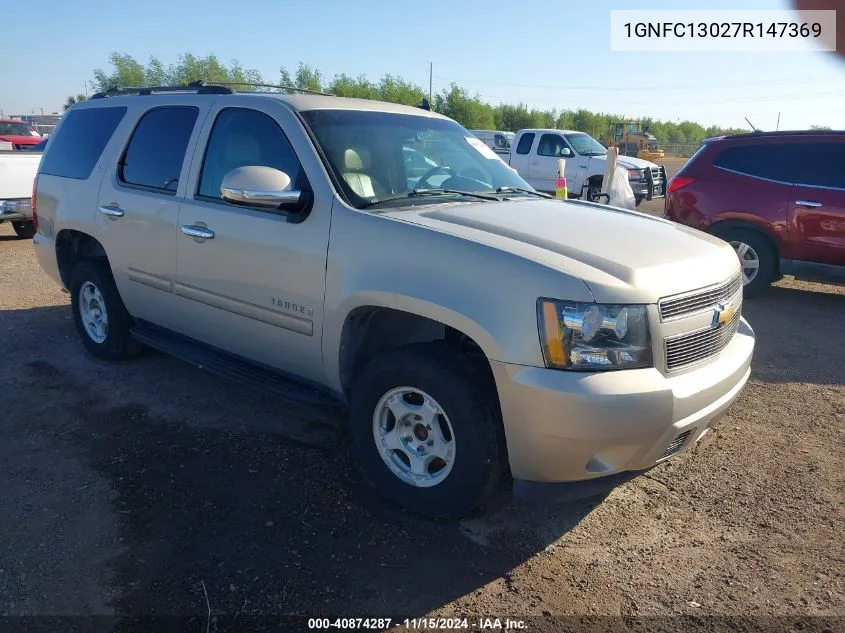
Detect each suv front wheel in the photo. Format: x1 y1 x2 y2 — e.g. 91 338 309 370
349 345 505 518
713 227 777 297
70 261 144 360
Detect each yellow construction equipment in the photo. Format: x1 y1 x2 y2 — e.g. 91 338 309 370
602 121 664 161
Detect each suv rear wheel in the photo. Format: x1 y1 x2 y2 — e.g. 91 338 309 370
713 227 776 297
70 261 144 360
349 345 505 518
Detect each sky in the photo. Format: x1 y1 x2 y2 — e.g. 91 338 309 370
3 0 843 131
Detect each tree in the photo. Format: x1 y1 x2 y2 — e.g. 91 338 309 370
64 94 86 111
433 84 495 129
82 54 787 144
91 52 264 93
810 124 832 130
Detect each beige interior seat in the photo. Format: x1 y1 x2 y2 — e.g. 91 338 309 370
341 147 381 198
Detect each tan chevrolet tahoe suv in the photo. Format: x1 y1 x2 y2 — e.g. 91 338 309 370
32 83 755 517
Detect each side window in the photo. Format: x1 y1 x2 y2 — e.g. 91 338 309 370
789 142 845 189
537 133 566 157
515 133 535 155
39 107 126 180
119 106 198 193
494 134 506 149
713 144 793 182
198 108 304 200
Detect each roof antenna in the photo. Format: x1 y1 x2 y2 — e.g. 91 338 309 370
745 116 760 132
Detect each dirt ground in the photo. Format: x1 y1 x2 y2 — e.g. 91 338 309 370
0 184 843 632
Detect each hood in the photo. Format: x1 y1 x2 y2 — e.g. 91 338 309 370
383 199 739 304
594 154 657 170
0 135 41 146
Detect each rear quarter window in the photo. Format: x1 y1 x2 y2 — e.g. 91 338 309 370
712 144 794 182
39 107 126 180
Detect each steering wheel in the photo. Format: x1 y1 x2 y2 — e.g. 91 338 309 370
415 165 452 190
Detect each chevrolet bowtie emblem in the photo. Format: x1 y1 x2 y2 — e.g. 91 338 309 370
712 302 736 329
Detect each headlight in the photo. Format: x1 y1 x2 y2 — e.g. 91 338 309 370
627 168 646 180
537 299 653 370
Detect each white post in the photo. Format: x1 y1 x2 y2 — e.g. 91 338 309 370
601 145 618 201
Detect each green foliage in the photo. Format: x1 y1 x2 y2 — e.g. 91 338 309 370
92 52 264 93
810 124 832 130
63 94 87 111
87 54 755 145
433 84 495 130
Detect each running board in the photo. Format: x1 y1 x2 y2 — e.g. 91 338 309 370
130 322 345 410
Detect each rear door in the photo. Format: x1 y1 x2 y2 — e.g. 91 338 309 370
786 140 845 268
96 100 208 331
173 99 331 384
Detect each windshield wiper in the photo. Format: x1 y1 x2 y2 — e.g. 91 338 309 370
360 188 501 209
493 186 552 199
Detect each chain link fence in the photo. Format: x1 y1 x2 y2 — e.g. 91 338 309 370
660 143 703 158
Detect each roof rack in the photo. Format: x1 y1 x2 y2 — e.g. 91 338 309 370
722 129 845 139
90 81 233 99
209 81 335 96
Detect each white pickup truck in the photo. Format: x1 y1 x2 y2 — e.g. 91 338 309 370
501 129 667 206
0 140 44 238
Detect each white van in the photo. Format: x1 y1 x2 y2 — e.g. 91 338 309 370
469 130 514 157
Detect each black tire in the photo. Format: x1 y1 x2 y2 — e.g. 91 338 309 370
70 260 144 360
12 221 35 239
348 344 505 518
711 227 776 298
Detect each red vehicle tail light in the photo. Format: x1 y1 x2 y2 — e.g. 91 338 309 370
667 176 695 193
31 173 39 233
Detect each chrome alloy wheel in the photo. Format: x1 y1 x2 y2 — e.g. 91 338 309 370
372 387 456 488
730 240 761 285
78 281 109 344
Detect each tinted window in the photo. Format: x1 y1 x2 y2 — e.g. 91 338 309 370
789 142 845 189
516 132 535 155
39 107 126 180
119 107 198 192
198 108 304 200
713 144 794 181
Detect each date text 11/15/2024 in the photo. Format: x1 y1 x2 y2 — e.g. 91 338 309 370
307 617 529 630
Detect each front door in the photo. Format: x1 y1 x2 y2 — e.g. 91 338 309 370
785 140 845 268
174 103 331 384
529 132 572 193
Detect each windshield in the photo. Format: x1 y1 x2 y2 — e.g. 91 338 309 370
301 110 532 209
0 121 38 136
564 133 607 157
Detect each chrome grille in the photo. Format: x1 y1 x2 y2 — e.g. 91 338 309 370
659 274 742 321
664 298 742 371
661 430 693 458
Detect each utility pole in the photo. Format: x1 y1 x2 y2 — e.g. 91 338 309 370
83 82 88 99
776 112 780 131
428 62 433 105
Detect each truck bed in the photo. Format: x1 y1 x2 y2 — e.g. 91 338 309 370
0 151 42 200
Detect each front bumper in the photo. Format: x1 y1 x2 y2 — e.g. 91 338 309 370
492 317 754 483
630 165 667 200
0 198 33 222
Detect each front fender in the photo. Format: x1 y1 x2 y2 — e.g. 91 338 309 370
320 201 594 392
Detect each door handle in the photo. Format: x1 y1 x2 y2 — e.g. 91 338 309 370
795 200 822 208
181 225 215 239
98 205 125 218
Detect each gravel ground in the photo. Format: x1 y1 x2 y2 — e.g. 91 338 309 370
0 184 843 633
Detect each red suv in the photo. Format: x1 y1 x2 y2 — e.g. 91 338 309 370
664 131 845 296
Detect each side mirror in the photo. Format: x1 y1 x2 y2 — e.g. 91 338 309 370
559 147 572 157
220 166 302 210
